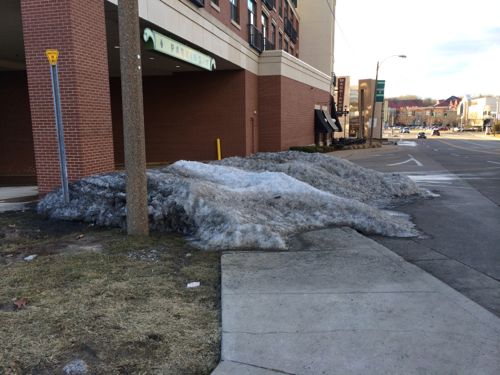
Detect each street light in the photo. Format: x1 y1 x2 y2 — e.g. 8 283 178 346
369 54 406 146
341 105 349 138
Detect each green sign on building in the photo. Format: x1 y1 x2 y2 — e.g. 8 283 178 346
375 80 385 102
143 28 216 71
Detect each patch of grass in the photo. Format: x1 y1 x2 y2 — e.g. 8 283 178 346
0 211 220 374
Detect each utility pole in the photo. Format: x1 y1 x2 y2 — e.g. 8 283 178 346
369 55 406 146
368 62 380 146
118 0 149 236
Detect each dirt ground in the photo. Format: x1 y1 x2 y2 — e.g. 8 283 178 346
0 209 221 374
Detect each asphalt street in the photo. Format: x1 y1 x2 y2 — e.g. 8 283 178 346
339 132 500 317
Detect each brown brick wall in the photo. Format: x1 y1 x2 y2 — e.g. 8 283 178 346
110 70 248 164
20 0 114 194
258 75 282 151
244 70 259 154
281 76 327 149
258 75 329 150
188 0 299 56
203 0 246 42
0 72 35 179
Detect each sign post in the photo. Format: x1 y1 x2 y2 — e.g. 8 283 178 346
46 49 69 204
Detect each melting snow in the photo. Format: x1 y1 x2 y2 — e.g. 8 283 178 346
408 174 456 184
397 141 418 147
38 152 431 250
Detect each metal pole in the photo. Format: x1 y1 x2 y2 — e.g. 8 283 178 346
344 110 347 138
49 63 70 204
118 0 149 236
369 61 379 146
343 111 346 138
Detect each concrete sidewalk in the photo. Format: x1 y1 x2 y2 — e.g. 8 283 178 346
0 186 38 213
212 228 500 374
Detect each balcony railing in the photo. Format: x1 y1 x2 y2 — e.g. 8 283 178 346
284 17 292 37
248 24 263 53
291 27 298 43
262 0 275 11
284 18 298 43
264 37 275 51
189 0 204 7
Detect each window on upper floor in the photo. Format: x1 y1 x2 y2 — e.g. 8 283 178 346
262 0 275 11
261 13 268 38
189 0 205 7
248 0 256 25
278 31 283 49
211 0 219 5
278 0 282 17
230 0 239 23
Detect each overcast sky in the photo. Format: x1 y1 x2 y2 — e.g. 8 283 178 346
333 0 500 99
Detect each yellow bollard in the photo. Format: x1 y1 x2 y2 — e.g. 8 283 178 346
216 138 222 160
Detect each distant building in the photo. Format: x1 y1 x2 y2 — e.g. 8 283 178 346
458 96 499 129
358 79 383 139
389 96 461 127
347 85 360 137
384 98 425 127
334 76 350 137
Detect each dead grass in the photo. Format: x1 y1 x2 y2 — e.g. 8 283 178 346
0 211 221 374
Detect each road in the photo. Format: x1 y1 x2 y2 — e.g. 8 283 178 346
338 132 500 317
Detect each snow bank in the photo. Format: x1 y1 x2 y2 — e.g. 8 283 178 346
213 152 427 207
38 152 427 250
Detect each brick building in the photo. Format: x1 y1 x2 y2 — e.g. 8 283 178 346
389 96 460 128
0 0 335 194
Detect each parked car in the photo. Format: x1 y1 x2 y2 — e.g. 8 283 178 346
417 132 427 139
432 129 440 136
400 127 410 133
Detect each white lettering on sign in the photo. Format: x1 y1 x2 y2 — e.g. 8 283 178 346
143 28 216 71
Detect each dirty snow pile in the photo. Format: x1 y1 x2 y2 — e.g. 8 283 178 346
213 152 427 207
38 151 429 249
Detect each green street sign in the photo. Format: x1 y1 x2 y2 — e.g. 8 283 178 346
143 28 216 71
375 80 385 102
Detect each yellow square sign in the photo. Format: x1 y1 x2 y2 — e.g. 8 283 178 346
45 49 59 65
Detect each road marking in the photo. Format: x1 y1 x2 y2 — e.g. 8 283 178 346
387 154 423 167
416 184 475 190
487 161 500 165
437 139 500 155
450 153 460 157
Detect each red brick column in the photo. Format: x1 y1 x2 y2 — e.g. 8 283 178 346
20 0 115 194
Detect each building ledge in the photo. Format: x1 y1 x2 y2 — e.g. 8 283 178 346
259 50 330 91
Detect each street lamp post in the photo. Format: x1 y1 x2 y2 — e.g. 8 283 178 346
342 105 349 138
369 54 406 146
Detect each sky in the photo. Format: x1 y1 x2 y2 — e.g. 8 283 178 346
333 0 500 99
